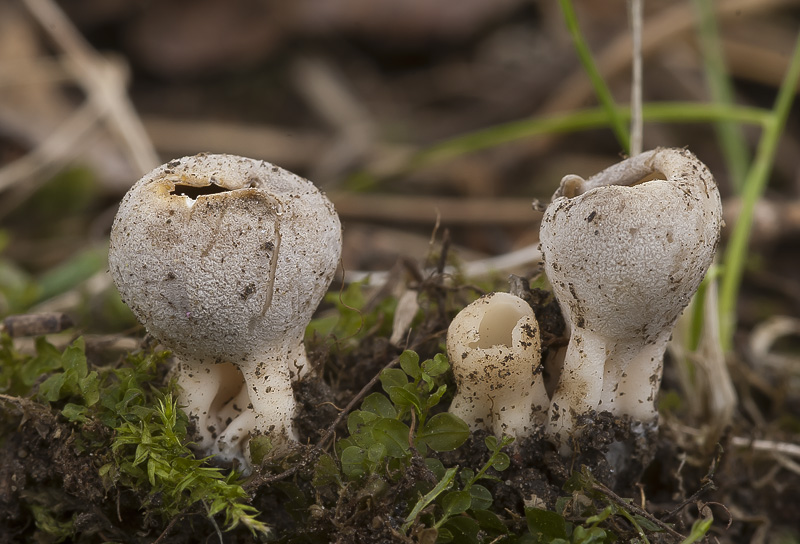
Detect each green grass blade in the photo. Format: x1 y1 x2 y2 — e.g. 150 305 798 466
718 30 800 351
36 244 108 302
410 103 769 169
693 0 750 192
557 0 630 153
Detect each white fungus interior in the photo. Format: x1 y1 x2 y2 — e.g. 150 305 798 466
470 300 526 349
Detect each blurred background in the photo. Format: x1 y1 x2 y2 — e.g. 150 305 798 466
1 0 799 335
4 1 800 540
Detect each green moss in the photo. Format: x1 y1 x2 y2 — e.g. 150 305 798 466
0 333 270 540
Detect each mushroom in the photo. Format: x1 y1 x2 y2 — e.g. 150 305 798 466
447 292 549 438
108 153 342 467
539 148 722 448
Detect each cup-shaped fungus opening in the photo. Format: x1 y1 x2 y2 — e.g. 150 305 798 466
448 292 549 438
469 296 531 350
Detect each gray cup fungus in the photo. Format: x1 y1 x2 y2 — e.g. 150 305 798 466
109 154 341 469
539 148 722 451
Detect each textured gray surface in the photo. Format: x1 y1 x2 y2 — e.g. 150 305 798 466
539 148 722 445
108 153 342 466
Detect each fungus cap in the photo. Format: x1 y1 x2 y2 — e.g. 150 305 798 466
109 153 341 366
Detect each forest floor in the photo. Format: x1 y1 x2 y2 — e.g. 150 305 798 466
1 0 800 542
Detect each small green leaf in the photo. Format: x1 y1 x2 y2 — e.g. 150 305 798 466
61 402 88 422
340 446 368 479
389 384 423 414
441 516 480 544
380 368 408 393
38 372 68 402
372 418 411 457
572 525 606 543
585 505 613 525
147 458 157 486
367 442 388 463
249 435 274 466
399 350 421 380
208 497 228 517
134 443 149 466
421 353 449 377
402 467 457 533
79 371 100 406
417 413 469 452
471 509 507 534
468 484 493 511
61 338 87 376
113 387 144 413
525 507 569 540
681 515 713 544
361 392 397 418
484 435 499 451
426 384 447 409
348 409 380 433
275 481 309 523
437 527 453 543
491 451 511 472
313 454 342 487
440 490 472 517
21 338 62 386
424 457 446 480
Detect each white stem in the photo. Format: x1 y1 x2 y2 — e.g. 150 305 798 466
599 331 670 422
492 374 549 437
175 359 225 450
449 331 549 438
613 334 668 422
214 331 305 465
547 328 607 449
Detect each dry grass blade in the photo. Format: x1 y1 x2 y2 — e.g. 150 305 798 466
0 101 100 194
21 0 158 176
540 0 794 116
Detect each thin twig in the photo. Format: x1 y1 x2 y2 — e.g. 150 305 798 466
629 0 643 156
662 480 717 522
590 479 686 540
730 436 800 459
152 509 191 544
22 0 158 175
